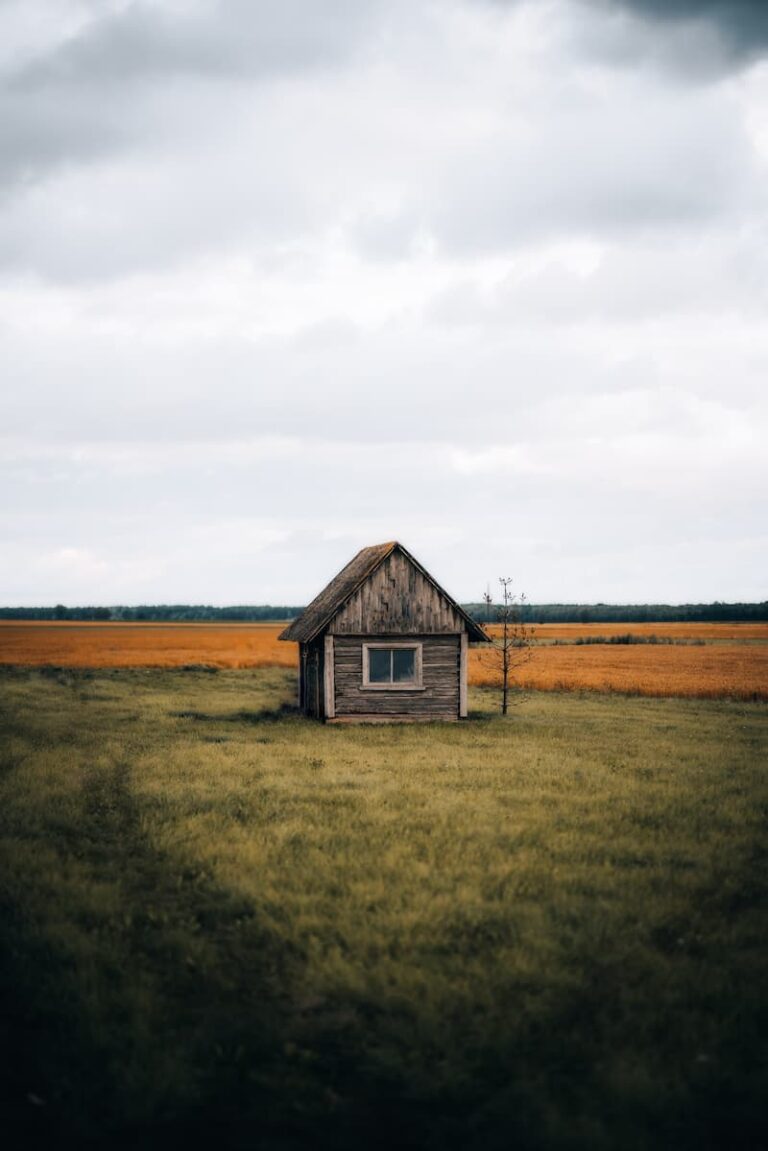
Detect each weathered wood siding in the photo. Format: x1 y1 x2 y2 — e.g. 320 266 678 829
329 549 465 635
300 638 325 719
333 634 460 719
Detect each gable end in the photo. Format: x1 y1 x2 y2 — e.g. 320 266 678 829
279 542 488 643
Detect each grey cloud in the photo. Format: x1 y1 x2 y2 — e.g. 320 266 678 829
0 88 129 193
563 0 768 78
0 137 319 279
0 0 380 196
2 423 765 602
1 0 766 603
427 234 768 326
1 0 762 284
484 0 768 67
12 0 376 87
598 1 768 58
3 299 763 453
373 86 756 256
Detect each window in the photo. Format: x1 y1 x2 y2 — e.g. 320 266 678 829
362 643 423 689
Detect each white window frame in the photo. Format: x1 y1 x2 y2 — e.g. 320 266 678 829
362 642 424 691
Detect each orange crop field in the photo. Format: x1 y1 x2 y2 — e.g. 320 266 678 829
517 622 768 642
1 620 766 700
470 642 768 701
0 622 295 671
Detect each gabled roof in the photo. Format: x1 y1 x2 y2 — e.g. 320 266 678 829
279 541 489 644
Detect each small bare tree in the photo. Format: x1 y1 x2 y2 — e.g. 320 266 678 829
481 578 534 715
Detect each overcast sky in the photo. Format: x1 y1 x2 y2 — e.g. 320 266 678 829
1 0 766 606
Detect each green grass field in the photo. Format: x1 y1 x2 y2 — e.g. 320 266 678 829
1 667 766 1150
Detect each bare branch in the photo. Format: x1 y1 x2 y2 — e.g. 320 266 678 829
479 579 535 715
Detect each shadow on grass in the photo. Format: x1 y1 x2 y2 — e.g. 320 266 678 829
4 767 765 1151
169 702 300 724
0 756 306 1150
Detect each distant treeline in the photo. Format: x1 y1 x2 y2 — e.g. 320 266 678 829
463 602 768 624
1 602 766 623
0 605 304 622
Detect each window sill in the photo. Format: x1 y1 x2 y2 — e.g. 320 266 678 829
360 684 426 692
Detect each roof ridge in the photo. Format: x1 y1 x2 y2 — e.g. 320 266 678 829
278 542 396 643
278 541 488 644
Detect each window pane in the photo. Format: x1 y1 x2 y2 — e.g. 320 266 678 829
368 648 391 682
392 649 416 682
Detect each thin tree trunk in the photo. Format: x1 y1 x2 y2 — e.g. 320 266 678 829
502 610 509 714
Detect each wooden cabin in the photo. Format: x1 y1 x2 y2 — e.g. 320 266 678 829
279 541 489 722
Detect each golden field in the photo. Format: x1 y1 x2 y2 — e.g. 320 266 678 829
0 621 297 671
1 621 766 700
515 621 768 642
471 640 768 701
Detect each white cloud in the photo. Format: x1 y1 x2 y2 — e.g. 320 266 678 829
0 0 766 603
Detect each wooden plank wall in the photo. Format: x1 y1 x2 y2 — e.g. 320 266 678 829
329 550 465 636
324 634 335 719
333 635 460 719
302 638 325 719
